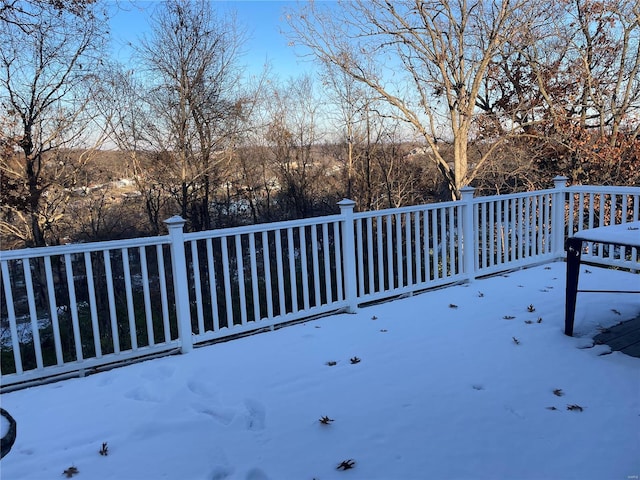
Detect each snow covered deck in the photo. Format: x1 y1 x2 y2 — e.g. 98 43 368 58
1 263 639 479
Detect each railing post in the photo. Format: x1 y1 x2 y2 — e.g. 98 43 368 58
165 216 193 353
338 199 358 313
552 176 569 258
460 186 476 280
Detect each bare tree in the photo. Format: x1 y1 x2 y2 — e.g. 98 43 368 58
287 0 543 199
320 61 372 200
263 75 337 218
97 64 175 235
0 0 108 247
135 0 248 232
482 0 640 186
0 0 96 32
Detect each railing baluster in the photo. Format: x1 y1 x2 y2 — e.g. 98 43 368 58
356 219 364 297
322 223 332 304
262 231 274 318
505 199 510 262
139 247 154 346
479 203 486 268
395 213 403 289
524 197 531 258
568 192 575 235
509 199 516 262
414 211 421 284
620 194 629 261
1 260 22 374
191 241 205 335
405 212 413 286
497 200 504 265
632 193 639 261
287 227 298 314
376 216 384 292
221 237 233 327
22 258 44 369
543 194 549 254
423 210 431 281
490 201 496 264
587 193 596 257
235 234 248 325
299 227 310 311
157 244 171 342
64 253 83 361
439 208 447 276
448 206 455 274
121 249 137 351
540 194 546 255
205 239 219 331
517 197 524 260
275 229 286 315
249 233 261 322
366 217 374 294
546 193 552 254
456 204 463 275
608 194 615 260
578 192 585 231
386 215 394 288
83 252 102 358
42 256 63 364
310 226 321 307
431 208 438 278
538 194 544 255
103 250 120 354
334 221 344 301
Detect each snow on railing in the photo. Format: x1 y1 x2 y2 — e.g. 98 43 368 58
1 177 639 388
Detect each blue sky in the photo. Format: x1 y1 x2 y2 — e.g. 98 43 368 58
108 0 317 79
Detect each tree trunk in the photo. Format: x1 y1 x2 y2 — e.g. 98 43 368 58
452 132 469 200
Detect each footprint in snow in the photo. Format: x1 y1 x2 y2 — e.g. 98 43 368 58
96 375 114 387
187 380 217 399
194 405 236 425
210 465 234 480
246 468 270 480
124 385 163 403
140 364 175 381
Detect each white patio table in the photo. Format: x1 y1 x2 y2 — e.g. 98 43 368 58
564 221 640 336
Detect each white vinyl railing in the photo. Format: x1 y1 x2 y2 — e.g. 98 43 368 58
566 186 640 269
180 213 348 344
1 177 639 388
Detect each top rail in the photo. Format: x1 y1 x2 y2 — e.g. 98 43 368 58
0 235 171 261
566 185 640 195
184 214 343 241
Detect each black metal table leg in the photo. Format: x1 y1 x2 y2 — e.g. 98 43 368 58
564 237 583 336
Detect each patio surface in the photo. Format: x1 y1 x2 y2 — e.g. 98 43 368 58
594 315 640 358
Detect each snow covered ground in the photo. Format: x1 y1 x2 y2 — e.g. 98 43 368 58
1 262 639 480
